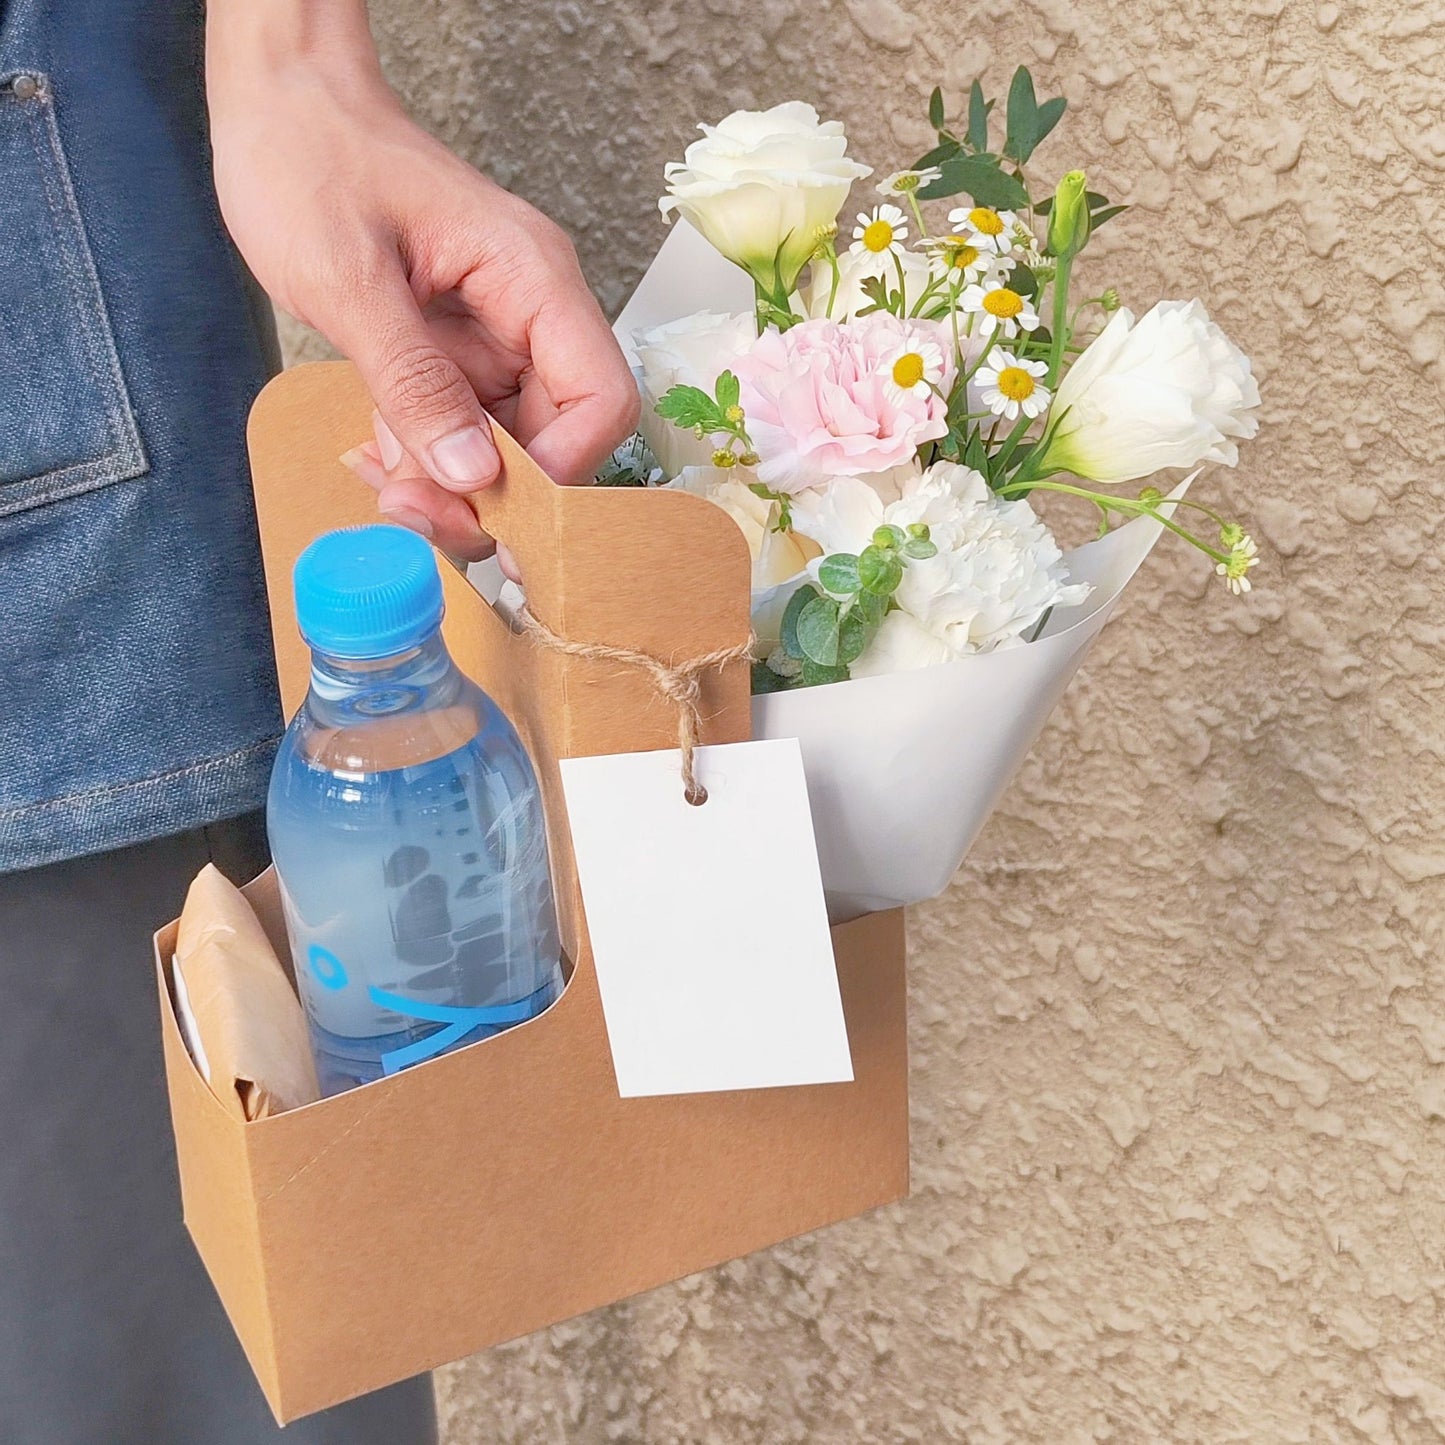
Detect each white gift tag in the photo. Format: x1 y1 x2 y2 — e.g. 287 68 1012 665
559 738 854 1098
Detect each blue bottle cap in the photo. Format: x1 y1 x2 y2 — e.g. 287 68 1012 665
292 525 444 660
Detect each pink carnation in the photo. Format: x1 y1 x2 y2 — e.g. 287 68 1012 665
732 314 955 493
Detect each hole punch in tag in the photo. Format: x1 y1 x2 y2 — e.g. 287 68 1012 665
559 738 854 1098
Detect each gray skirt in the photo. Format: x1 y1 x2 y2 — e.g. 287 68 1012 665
0 816 437 1445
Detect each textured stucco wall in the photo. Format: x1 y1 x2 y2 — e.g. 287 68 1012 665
281 1 1445 1439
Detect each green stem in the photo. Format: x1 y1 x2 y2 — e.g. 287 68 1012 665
1046 254 1074 387
996 478 1229 562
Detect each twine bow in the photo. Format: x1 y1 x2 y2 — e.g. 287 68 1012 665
518 608 755 806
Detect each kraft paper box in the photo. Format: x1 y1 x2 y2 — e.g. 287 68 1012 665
152 361 910 1424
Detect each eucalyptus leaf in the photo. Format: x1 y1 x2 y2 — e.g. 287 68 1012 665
818 553 862 596
967 79 990 151
858 547 904 597
751 661 792 694
917 155 1029 210
1034 95 1067 151
928 85 946 131
797 595 843 667
904 538 938 560
800 659 851 688
837 610 869 666
780 584 817 660
1004 66 1037 163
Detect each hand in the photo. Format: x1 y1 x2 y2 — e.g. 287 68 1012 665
206 13 638 561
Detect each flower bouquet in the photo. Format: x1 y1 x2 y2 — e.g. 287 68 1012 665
533 73 1260 918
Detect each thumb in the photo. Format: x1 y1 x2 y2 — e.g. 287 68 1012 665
332 261 500 492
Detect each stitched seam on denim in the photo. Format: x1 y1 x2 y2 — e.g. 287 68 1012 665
30 81 146 471
0 452 147 518
0 74 148 509
0 737 281 820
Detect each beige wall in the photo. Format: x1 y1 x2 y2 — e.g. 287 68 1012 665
282 1 1445 1439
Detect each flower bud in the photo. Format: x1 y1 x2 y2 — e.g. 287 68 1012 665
1100 288 1121 312
712 448 738 469
1047 170 1090 262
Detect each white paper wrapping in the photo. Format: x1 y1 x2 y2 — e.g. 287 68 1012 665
472 220 1184 920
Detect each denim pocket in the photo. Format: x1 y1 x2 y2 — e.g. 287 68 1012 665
0 71 146 517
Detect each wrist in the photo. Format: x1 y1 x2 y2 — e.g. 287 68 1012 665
206 0 390 116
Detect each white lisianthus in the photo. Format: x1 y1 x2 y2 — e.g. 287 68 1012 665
659 103 872 293
633 311 755 477
665 466 819 649
792 463 1091 675
800 244 934 322
1035 300 1260 483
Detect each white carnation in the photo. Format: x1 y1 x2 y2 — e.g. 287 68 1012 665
792 462 1091 676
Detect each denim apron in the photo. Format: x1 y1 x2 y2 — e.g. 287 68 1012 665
0 0 283 872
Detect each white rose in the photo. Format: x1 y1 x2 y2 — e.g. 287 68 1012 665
633 311 755 478
659 103 872 293
793 463 1091 676
800 245 934 322
665 466 819 649
1035 299 1260 483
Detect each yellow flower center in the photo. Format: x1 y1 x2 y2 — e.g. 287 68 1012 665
982 288 1024 319
862 219 896 253
996 367 1036 401
891 352 926 389
969 207 1005 236
948 242 980 270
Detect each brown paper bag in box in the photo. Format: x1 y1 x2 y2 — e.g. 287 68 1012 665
174 864 319 1120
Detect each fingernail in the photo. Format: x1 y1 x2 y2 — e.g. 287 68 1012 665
380 505 435 539
340 446 387 491
428 424 498 489
373 412 404 471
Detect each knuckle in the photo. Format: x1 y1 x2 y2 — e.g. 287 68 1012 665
382 341 469 421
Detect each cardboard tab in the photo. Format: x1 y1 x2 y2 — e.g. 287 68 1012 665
561 739 853 1097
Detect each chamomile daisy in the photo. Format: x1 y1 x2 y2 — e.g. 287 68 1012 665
960 281 1040 339
925 234 1016 286
876 166 942 197
850 204 909 259
975 352 1051 420
947 205 1020 256
882 338 946 401
1216 534 1259 595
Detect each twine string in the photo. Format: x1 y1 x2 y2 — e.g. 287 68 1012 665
517 607 754 806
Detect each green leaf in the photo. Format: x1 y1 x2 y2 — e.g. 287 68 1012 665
653 384 722 432
872 524 906 550
1090 203 1129 231
904 538 938 560
817 553 862 596
837 609 869 665
967 80 990 151
914 139 960 171
928 85 946 131
854 588 888 627
751 660 792 694
797 595 842 667
1034 95 1067 151
780 584 817 660
714 369 740 411
917 156 1029 210
1004 66 1038 163
858 546 904 596
799 659 851 688
1010 263 1039 299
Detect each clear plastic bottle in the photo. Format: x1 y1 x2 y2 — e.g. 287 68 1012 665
267 525 562 1096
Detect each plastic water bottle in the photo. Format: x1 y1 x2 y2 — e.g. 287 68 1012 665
267 525 562 1096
